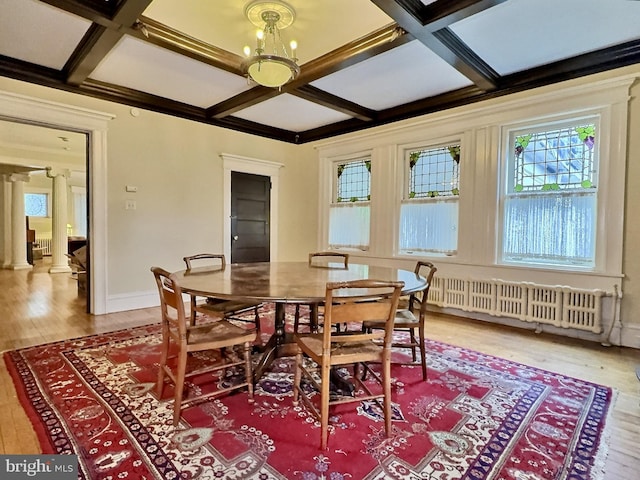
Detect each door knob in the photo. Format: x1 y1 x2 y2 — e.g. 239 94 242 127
233 235 239 241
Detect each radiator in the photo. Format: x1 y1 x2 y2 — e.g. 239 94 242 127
35 236 52 255
427 277 611 334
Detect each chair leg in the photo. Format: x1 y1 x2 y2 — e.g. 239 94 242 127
409 329 417 361
244 342 255 402
294 305 301 332
419 323 427 381
189 296 198 325
172 350 188 426
156 328 170 398
253 306 261 333
382 352 392 439
292 350 303 404
310 304 319 333
320 362 331 450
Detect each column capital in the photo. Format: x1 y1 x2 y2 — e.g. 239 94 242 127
8 173 30 183
45 167 70 178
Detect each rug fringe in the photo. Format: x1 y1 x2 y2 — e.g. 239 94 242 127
590 387 618 480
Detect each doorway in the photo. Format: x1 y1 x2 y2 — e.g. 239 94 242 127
0 90 113 314
221 153 283 263
231 171 270 263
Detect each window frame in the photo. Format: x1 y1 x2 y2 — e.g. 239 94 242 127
398 139 462 256
327 153 372 251
498 110 616 273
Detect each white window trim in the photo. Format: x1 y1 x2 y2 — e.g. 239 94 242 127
498 113 603 271
397 136 463 257
316 74 633 289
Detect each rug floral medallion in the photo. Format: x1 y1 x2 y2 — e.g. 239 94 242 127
4 306 612 479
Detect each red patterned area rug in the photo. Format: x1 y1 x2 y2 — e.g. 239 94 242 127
4 305 612 479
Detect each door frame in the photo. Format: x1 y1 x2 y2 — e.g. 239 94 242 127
221 153 283 263
0 90 114 314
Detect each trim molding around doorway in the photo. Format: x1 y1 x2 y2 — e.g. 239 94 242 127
0 90 114 314
220 153 283 262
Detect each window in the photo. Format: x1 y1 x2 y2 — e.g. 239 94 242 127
328 158 370 250
501 120 598 267
399 143 460 255
24 192 49 217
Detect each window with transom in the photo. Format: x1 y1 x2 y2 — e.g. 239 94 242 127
399 143 460 255
501 119 598 267
329 158 370 250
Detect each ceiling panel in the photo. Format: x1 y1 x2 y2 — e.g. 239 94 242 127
234 94 353 132
0 0 91 70
311 40 474 110
142 0 393 64
451 0 640 75
89 37 251 108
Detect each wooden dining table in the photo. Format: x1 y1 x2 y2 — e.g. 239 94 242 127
173 261 427 380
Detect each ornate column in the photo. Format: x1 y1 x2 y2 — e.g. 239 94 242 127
2 175 12 268
46 167 72 273
8 173 32 270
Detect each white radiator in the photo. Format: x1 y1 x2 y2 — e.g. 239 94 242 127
427 277 611 334
35 236 52 255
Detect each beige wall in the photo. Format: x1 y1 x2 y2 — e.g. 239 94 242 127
0 76 319 299
1 64 639 345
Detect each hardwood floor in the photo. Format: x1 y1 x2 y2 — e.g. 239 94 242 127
0 257 638 478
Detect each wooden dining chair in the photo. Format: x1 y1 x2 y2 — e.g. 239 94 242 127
151 266 257 426
363 261 437 381
183 254 262 331
293 252 350 333
292 279 403 450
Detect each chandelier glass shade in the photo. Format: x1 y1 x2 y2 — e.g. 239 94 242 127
242 1 299 88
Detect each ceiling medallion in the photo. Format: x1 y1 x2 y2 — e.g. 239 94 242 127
241 0 300 89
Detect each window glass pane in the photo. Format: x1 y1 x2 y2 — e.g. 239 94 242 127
399 199 458 254
503 192 595 266
25 193 48 217
502 120 598 267
512 124 597 192
336 159 370 202
329 203 370 250
408 144 460 198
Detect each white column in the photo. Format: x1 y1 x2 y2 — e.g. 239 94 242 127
8 173 32 270
2 175 12 268
46 167 72 273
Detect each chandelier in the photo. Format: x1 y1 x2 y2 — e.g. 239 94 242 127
242 0 300 89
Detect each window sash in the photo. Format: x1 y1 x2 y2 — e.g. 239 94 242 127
329 202 370 250
399 198 458 254
502 191 596 266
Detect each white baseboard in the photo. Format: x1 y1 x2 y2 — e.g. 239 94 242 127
106 290 158 313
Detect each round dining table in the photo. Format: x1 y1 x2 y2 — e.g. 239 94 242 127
174 261 427 380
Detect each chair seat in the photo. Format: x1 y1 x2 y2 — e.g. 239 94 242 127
186 320 257 347
296 333 384 365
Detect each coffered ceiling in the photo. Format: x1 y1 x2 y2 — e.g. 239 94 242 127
1 0 639 144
